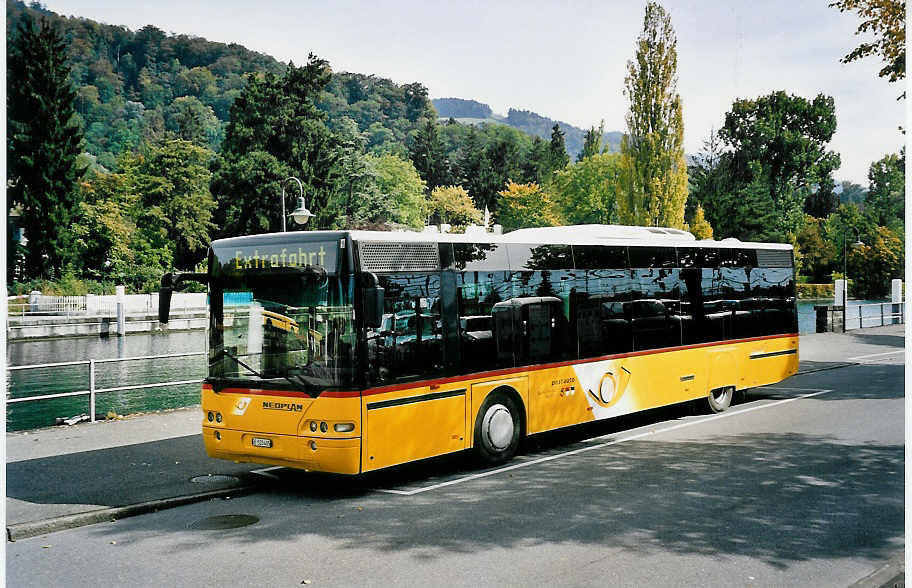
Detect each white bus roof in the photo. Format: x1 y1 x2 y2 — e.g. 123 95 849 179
347 224 792 251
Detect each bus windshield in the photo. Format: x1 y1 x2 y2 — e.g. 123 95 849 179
209 270 356 395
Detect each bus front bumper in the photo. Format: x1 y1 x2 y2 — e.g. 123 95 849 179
203 426 361 474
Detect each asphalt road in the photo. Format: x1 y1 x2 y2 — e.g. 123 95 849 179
6 326 905 587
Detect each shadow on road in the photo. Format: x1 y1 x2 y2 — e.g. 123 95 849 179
848 331 905 348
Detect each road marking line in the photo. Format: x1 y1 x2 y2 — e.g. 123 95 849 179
847 350 905 361
760 386 831 392
250 466 283 480
376 389 833 496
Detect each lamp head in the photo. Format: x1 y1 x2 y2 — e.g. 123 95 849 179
290 196 315 226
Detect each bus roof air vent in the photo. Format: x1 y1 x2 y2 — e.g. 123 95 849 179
359 241 440 273
755 249 793 268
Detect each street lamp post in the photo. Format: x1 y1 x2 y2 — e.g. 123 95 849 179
281 177 315 231
842 228 864 332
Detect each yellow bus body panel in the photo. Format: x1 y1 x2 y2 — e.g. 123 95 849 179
201 335 798 474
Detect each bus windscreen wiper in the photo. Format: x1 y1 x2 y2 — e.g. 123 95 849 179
210 348 265 379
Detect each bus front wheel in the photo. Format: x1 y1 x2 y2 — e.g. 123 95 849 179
474 392 521 464
707 386 734 413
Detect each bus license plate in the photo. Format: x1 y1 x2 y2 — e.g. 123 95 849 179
252 437 272 448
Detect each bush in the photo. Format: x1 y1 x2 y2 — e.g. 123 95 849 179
797 283 834 299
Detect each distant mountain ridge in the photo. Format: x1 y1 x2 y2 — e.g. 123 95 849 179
433 97 623 158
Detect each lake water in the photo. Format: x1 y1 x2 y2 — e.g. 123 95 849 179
7 331 206 431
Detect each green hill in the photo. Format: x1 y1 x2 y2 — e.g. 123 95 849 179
433 98 623 157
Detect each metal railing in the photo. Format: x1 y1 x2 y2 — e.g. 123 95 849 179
845 301 905 331
8 293 207 317
7 351 207 423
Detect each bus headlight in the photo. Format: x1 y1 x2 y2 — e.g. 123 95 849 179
320 421 328 433
207 411 214 422
334 423 355 433
310 421 318 432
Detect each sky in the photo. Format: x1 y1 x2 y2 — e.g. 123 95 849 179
40 0 906 186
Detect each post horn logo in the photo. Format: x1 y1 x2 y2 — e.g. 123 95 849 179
588 366 632 408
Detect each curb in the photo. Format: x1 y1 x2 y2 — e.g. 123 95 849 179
848 553 905 588
7 484 256 542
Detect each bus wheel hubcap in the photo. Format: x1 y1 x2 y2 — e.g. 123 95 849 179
483 404 514 451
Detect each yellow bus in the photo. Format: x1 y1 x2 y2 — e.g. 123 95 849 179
160 224 798 474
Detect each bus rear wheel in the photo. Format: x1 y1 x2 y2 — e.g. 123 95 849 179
474 392 521 464
707 386 734 413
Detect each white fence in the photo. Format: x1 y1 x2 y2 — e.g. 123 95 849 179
7 351 206 423
8 292 207 317
845 301 905 330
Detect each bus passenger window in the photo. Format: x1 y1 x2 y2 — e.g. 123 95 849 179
368 273 444 384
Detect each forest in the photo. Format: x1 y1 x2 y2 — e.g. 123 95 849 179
6 0 905 300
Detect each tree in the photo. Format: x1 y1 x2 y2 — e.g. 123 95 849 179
74 170 140 280
578 121 605 161
804 179 839 218
454 125 489 205
687 128 736 235
7 15 86 279
496 181 562 230
847 225 904 297
427 186 482 231
824 203 878 273
131 139 216 269
839 180 867 205
210 151 292 238
719 91 841 236
74 164 173 290
548 124 570 172
367 153 428 229
522 135 551 184
830 0 905 98
730 164 782 242
408 116 451 191
326 117 375 229
687 204 714 240
795 215 836 282
616 2 688 228
165 96 220 148
550 153 621 224
865 150 904 228
219 55 340 228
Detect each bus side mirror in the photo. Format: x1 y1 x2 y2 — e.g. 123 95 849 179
364 286 384 329
159 271 207 324
159 273 174 324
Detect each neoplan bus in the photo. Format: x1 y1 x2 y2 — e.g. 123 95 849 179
159 224 798 474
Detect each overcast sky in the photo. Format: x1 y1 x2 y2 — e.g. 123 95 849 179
41 0 905 185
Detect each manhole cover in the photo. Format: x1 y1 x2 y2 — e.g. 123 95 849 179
188 514 259 530
190 474 238 484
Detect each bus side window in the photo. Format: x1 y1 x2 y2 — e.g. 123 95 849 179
369 273 444 384
458 270 511 371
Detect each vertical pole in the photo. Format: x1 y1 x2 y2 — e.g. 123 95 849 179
843 233 847 333
858 305 862 330
116 285 126 336
881 304 884 327
89 360 96 423
281 185 287 232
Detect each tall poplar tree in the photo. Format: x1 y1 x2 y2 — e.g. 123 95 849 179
8 16 86 279
616 2 688 228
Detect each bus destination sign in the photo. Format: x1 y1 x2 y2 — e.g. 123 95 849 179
213 241 340 275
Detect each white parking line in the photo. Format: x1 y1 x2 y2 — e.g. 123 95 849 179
375 388 832 496
250 465 284 480
847 349 905 361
